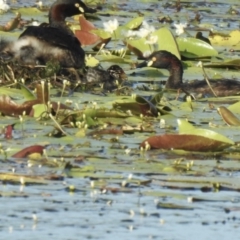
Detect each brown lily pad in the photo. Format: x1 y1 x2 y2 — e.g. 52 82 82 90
0 13 21 32
0 95 40 116
140 134 233 152
75 15 101 46
11 145 45 158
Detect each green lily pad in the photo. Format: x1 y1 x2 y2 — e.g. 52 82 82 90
86 55 99 67
32 104 47 118
204 59 240 69
96 54 131 63
13 7 43 16
124 16 143 30
153 27 181 59
125 27 180 59
0 87 28 99
209 30 240 46
125 37 150 57
228 101 240 113
177 37 218 58
91 29 111 39
18 83 36 100
177 119 234 145
217 106 240 126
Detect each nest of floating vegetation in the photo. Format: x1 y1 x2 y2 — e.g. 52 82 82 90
0 60 79 82
0 62 131 95
0 60 97 92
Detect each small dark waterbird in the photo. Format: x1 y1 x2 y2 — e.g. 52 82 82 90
0 0 96 68
137 50 240 97
84 65 127 91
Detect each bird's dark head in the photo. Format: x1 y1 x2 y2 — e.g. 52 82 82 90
49 0 96 23
137 50 179 70
136 50 184 89
107 65 128 81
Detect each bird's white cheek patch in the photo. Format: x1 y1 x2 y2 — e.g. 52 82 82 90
147 60 153 67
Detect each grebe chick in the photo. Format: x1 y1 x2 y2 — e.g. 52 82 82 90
84 65 127 91
136 50 240 97
0 0 96 68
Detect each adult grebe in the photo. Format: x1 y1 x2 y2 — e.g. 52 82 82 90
0 0 96 68
137 50 240 97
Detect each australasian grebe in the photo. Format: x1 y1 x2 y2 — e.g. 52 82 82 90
84 65 127 91
136 50 240 97
0 0 96 68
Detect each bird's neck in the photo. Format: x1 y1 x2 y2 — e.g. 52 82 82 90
49 4 67 24
49 4 75 35
165 56 183 89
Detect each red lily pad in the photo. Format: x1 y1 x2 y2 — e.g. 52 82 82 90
11 145 45 158
75 15 111 47
0 95 40 116
140 134 233 152
140 119 234 151
75 30 101 46
4 124 15 139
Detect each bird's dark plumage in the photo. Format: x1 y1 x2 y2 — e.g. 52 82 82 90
0 0 96 68
84 65 127 91
137 50 240 97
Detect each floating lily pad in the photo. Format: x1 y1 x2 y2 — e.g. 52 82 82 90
209 30 240 46
177 119 234 145
217 106 240 126
177 37 218 58
124 16 143 30
153 27 181 59
204 59 240 69
13 7 43 16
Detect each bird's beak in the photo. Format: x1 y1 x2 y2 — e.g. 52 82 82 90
120 72 128 81
75 2 97 14
136 60 148 68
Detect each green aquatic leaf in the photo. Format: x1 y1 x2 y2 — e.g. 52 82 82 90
209 30 240 46
156 202 194 210
13 7 44 16
64 165 95 178
125 27 180 59
177 37 218 58
96 54 131 63
32 104 47 118
153 27 181 59
204 59 240 69
18 83 36 100
228 101 240 113
0 87 28 99
177 119 234 145
124 16 143 30
91 29 111 39
125 37 150 57
217 106 240 126
86 55 99 67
